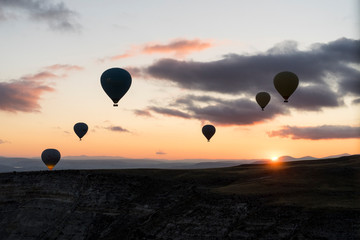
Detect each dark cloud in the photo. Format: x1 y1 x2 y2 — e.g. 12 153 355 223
289 84 343 111
142 38 360 111
133 109 152 117
132 38 359 126
141 94 288 126
0 8 6 20
0 0 80 31
106 126 130 133
149 106 192 119
337 66 360 95
353 98 360 104
268 125 360 140
187 97 286 125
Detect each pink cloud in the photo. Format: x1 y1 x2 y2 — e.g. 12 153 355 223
142 39 213 56
104 38 214 61
0 79 54 112
109 53 134 61
21 71 60 81
0 64 81 112
45 64 84 71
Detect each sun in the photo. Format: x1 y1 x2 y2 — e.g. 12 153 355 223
271 156 278 162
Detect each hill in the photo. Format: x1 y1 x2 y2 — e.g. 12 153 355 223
0 155 359 239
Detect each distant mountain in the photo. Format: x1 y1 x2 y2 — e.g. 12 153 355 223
182 161 249 169
61 155 127 160
0 157 253 172
322 153 350 159
0 153 357 173
277 153 352 162
278 156 318 162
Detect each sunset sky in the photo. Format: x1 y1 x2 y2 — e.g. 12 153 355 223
0 0 359 160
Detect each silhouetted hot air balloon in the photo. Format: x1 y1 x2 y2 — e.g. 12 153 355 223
256 92 271 111
202 125 216 142
273 71 299 102
74 122 88 141
101 68 132 106
41 148 61 170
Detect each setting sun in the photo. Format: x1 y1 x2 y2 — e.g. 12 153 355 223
271 156 279 162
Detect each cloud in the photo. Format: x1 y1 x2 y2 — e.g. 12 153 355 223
353 98 360 104
45 64 84 71
0 79 54 112
109 53 135 61
288 84 343 111
106 126 130 133
267 125 360 140
0 8 6 20
186 97 286 125
0 0 80 31
156 151 166 155
0 65 80 112
142 38 360 111
149 106 192 119
0 139 8 144
21 71 60 81
132 38 359 126
140 94 287 126
123 66 148 79
142 39 213 56
102 39 213 61
133 109 153 117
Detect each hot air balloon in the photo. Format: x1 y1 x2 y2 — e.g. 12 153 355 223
41 148 61 170
100 68 132 107
273 71 299 102
256 92 271 111
202 125 216 142
74 122 88 141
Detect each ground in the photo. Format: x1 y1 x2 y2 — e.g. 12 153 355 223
0 155 359 239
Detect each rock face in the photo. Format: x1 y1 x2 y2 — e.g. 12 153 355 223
0 169 359 240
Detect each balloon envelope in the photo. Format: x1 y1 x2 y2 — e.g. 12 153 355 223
41 148 61 170
256 92 271 110
74 122 88 140
273 71 299 102
100 68 132 106
202 125 216 142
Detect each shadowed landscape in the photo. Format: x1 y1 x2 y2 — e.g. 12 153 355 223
0 155 359 239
